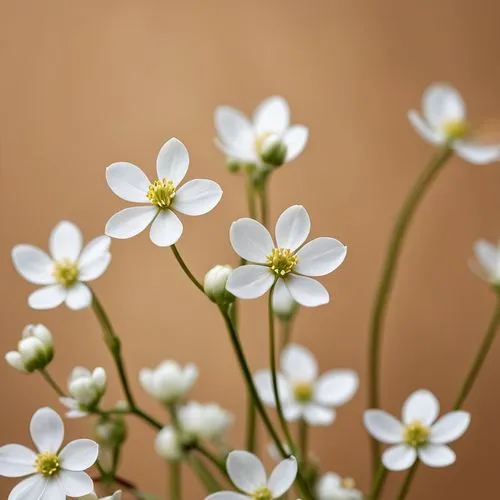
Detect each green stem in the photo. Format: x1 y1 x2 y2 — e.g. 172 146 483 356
171 245 204 293
368 145 453 475
370 465 388 500
280 319 293 350
169 461 181 500
245 393 257 453
245 170 257 219
259 180 269 227
39 368 66 397
396 462 419 500
298 419 308 464
189 455 223 493
194 443 228 480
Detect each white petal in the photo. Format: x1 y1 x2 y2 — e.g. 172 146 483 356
156 138 189 187
303 405 335 426
454 141 500 165
430 411 470 444
272 279 297 317
215 106 255 162
59 398 80 411
253 370 291 407
268 456 297 497
0 445 36 477
205 493 249 500
418 444 456 468
78 236 111 279
473 239 498 276
314 370 359 407
11 245 55 285
59 440 98 471
149 210 183 247
363 410 403 444
285 275 329 307
227 451 266 494
280 344 317 382
65 283 92 310
382 445 417 471
57 470 94 496
173 179 222 216
275 205 310 251
254 96 290 135
8 475 47 500
402 390 439 426
79 253 111 282
105 162 150 203
66 410 89 419
282 403 303 422
226 265 274 299
283 126 308 162
28 285 66 310
407 111 444 145
40 479 65 500
295 238 347 277
105 206 157 239
49 221 83 262
30 407 64 453
230 218 274 263
423 84 466 129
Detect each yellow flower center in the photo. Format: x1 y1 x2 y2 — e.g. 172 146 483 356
252 486 273 500
402 420 430 448
35 452 60 477
292 381 314 403
266 248 297 277
147 178 176 209
341 477 356 490
441 119 469 140
52 259 79 287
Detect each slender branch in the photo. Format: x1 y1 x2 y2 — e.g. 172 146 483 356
39 368 66 397
245 170 257 219
169 461 181 500
396 462 419 500
171 245 204 293
245 393 257 452
189 455 223 493
258 180 269 227
194 443 228 480
370 464 388 500
280 319 293 350
298 419 308 464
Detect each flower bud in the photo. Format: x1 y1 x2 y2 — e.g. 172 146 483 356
272 284 298 322
178 401 233 442
68 366 107 408
226 158 242 173
204 265 234 306
95 417 127 448
259 134 287 167
155 426 182 461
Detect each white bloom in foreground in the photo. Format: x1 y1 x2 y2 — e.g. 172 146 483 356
0 407 98 499
60 367 107 418
105 137 223 247
155 426 182 462
12 221 111 310
316 473 363 500
215 96 309 168
364 389 470 471
204 264 235 305
469 239 500 285
206 450 297 500
408 83 500 164
81 491 121 500
226 205 347 307
139 360 198 404
178 402 233 442
5 324 53 373
255 344 358 425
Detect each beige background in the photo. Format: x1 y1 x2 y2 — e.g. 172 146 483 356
2 1 500 498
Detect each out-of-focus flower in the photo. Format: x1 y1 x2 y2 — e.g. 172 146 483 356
272 283 298 321
155 426 182 462
94 417 127 449
204 265 235 306
178 402 233 442
316 472 363 500
81 492 122 500
469 239 500 286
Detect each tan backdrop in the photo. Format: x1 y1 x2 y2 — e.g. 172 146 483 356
2 1 500 499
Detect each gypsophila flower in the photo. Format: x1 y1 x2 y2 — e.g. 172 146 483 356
0 407 98 499
226 205 347 307
5 324 53 373
215 96 309 169
105 137 223 247
255 344 358 425
12 221 111 310
206 450 297 500
155 426 182 462
204 265 235 306
469 239 500 286
364 389 471 471
316 473 363 500
81 492 121 500
408 83 500 164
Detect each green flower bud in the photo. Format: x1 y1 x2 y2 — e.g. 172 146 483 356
95 417 127 448
259 135 287 167
204 265 235 306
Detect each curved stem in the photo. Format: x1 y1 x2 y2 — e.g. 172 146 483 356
298 419 308 464
245 393 257 452
171 245 204 293
39 368 66 397
245 170 257 219
259 180 269 227
189 455 223 493
169 461 181 500
370 465 388 500
194 443 228 480
280 319 293 350
396 462 419 500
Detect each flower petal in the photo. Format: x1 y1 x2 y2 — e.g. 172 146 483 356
226 265 274 299
280 344 317 382
254 96 290 135
156 138 189 187
149 210 183 247
253 370 291 407
473 239 498 277
173 179 223 216
79 253 111 282
295 237 347 277
57 470 94 496
59 440 98 471
382 445 417 471
226 450 267 494
275 205 310 252
283 126 308 162
430 411 470 444
11 245 55 285
205 493 250 500
65 283 92 310
423 84 466 129
49 221 83 262
282 403 303 422
285 275 329 307
230 219 274 263
407 111 444 145
418 444 456 468
454 141 500 165
314 370 359 407
402 390 439 426
105 162 150 203
28 285 66 310
105 206 157 239
30 407 64 453
78 236 111 277
0 444 37 477
8 475 47 500
363 410 403 444
303 405 335 426
39 479 65 500
215 106 255 162
268 456 297 497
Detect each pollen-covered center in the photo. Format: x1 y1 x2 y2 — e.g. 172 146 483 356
147 178 176 209
441 119 469 140
341 477 356 490
402 420 430 448
252 486 273 500
53 259 79 287
292 381 314 403
35 452 60 477
266 248 297 277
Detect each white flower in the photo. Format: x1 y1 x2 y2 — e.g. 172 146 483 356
105 137 223 247
272 283 298 321
226 205 347 307
316 473 363 500
12 221 111 310
204 265 235 305
0 407 98 499
254 344 358 425
206 450 297 500
5 324 53 373
139 360 198 404
155 426 182 462
215 96 309 168
60 367 107 418
266 442 291 462
364 389 471 471
469 239 500 285
178 402 233 442
80 492 121 500
408 83 500 164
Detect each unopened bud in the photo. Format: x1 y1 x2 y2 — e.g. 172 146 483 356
204 265 234 306
155 426 182 462
259 135 287 167
95 417 127 448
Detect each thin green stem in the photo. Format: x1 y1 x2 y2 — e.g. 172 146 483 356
171 245 204 293
298 419 308 464
370 464 388 500
245 170 257 219
189 455 223 493
368 145 453 475
280 320 293 350
169 461 181 500
39 368 65 397
396 462 419 500
245 393 257 453
194 443 228 480
259 180 269 227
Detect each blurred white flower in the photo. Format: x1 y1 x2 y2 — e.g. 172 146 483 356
178 401 233 442
12 221 111 310
408 83 500 164
255 344 358 426
316 473 363 500
105 137 223 247
81 492 121 500
272 283 298 321
5 324 53 373
364 389 471 471
204 264 235 305
215 96 309 168
266 441 291 462
0 407 98 499
469 239 500 285
226 205 347 307
155 426 182 462
139 360 198 404
206 450 297 500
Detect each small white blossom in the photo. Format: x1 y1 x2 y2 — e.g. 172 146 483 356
469 239 500 285
316 473 363 500
178 401 233 442
155 426 182 462
204 265 235 305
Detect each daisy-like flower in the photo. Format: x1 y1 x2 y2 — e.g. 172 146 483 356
254 344 358 425
206 450 297 500
0 407 98 499
81 492 121 500
12 221 111 310
226 205 347 307
316 473 363 500
469 239 500 286
215 96 309 168
364 389 471 471
178 401 233 442
105 137 223 247
408 83 500 164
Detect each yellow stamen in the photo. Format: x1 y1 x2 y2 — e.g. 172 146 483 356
52 259 79 287
35 452 60 477
292 381 313 403
266 248 297 277
252 486 273 500
402 420 430 448
441 119 469 140
147 178 176 209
